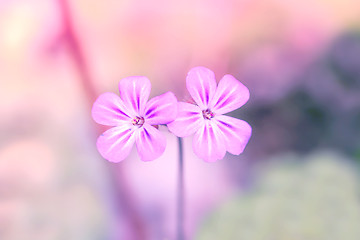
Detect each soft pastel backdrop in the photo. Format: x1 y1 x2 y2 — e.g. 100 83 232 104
1 0 360 239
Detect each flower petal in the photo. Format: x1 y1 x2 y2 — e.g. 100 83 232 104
186 67 217 109
96 124 136 162
214 115 252 155
135 124 166 161
210 74 250 115
118 76 151 116
91 92 132 126
192 120 226 162
167 102 204 137
144 92 178 125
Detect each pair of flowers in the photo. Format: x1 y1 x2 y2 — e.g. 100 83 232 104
92 67 252 162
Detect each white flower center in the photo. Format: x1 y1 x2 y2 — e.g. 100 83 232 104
202 109 215 120
132 116 145 127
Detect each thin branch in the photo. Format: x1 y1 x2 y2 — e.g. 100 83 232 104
57 0 147 239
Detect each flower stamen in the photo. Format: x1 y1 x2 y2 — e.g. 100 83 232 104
202 109 215 120
132 116 145 127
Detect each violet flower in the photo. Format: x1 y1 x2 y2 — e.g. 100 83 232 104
92 76 178 162
168 67 252 162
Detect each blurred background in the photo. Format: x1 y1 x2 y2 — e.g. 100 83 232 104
1 0 360 239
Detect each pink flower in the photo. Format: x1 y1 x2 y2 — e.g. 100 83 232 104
92 76 178 162
168 67 252 162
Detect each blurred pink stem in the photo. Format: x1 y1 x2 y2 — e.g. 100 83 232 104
57 0 147 239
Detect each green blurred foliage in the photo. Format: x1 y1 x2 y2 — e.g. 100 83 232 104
196 151 360 240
